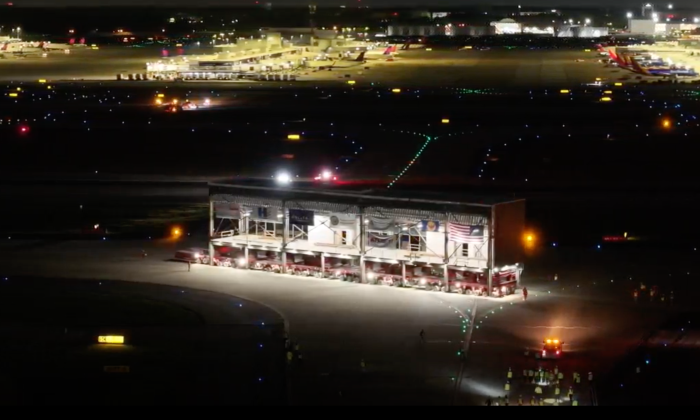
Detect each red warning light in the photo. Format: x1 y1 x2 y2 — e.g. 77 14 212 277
18 125 29 134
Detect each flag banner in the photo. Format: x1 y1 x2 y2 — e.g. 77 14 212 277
449 223 485 243
289 209 314 225
368 233 396 248
328 213 357 228
215 203 241 219
368 217 395 232
420 220 440 232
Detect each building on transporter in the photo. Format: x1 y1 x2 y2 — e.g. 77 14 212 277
207 183 526 297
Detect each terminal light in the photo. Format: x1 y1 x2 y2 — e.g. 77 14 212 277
391 88 401 93
600 97 612 102
287 134 301 140
98 335 125 344
347 80 356 85
38 79 47 83
614 82 623 86
662 118 672 128
171 227 182 238
276 172 292 184
8 93 18 97
603 90 613 94
560 89 570 94
441 118 450 124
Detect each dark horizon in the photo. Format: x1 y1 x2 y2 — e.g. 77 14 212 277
3 1 699 9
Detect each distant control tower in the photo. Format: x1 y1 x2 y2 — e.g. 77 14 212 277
309 4 317 29
641 3 655 19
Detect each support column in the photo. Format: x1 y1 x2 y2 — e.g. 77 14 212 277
487 205 497 297
321 254 325 277
281 204 287 274
359 211 366 284
401 261 407 287
244 246 249 269
208 200 215 266
443 217 450 291
443 264 449 292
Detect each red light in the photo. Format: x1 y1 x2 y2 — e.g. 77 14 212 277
556 351 560 355
18 125 29 134
542 350 546 356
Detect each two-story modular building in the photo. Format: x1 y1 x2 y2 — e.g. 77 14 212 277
208 183 526 297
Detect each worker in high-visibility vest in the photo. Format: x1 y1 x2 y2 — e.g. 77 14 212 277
557 371 564 381
535 386 543 395
518 396 524 406
507 368 513 380
505 381 511 391
568 387 574 403
555 386 561 396
286 351 293 364
588 372 594 382
530 396 536 406
539 398 545 406
573 400 579 406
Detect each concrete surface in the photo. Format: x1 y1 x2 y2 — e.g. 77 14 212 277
0 46 638 87
0 276 286 405
0 238 670 405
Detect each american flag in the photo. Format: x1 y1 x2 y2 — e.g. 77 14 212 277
448 223 485 243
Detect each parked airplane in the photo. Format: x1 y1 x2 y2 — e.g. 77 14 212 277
0 42 47 58
630 57 697 78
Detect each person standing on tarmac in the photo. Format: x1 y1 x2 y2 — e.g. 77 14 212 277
187 260 191 272
419 329 425 343
522 287 528 301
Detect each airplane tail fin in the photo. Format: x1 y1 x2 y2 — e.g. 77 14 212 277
354 51 366 62
0 43 6 51
630 57 650 75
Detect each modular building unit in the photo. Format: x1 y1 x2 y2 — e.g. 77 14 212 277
208 183 526 297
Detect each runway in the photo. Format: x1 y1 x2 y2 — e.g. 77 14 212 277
0 238 670 405
0 46 628 87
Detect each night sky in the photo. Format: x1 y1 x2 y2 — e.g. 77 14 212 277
7 0 699 8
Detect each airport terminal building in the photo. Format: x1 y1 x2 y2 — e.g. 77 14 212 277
207 183 525 297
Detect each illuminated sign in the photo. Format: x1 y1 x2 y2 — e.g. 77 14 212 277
98 335 125 344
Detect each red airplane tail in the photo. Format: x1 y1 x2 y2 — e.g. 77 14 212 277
354 51 366 62
629 57 650 75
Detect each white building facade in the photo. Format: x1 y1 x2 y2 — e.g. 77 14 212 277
207 183 526 297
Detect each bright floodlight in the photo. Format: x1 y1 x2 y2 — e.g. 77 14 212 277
322 170 332 180
276 172 291 184
626 12 633 18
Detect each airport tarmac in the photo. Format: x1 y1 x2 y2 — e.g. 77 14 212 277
0 46 639 87
0 238 671 405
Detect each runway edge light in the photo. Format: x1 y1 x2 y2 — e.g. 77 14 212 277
98 335 125 344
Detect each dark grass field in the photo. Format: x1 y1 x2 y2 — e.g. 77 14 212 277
0 277 286 405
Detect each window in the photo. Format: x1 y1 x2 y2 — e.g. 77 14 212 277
336 230 348 245
290 224 309 241
461 244 469 257
400 232 425 252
